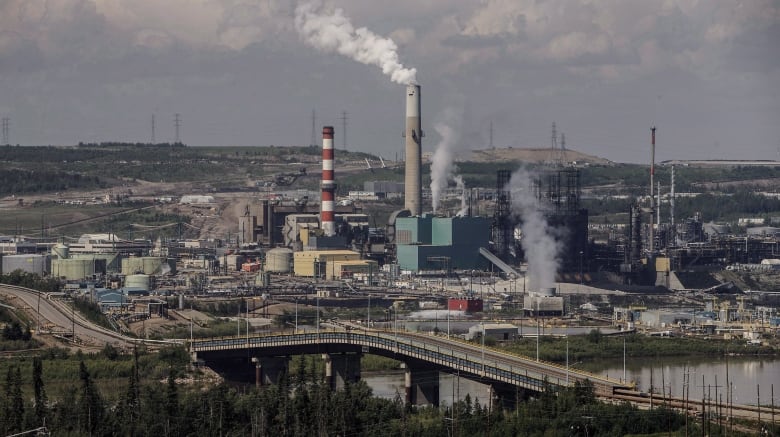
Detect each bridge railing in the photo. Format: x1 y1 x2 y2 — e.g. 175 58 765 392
191 330 627 395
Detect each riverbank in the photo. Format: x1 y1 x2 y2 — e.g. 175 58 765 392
500 331 778 363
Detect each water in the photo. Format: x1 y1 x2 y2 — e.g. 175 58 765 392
364 356 780 406
593 355 780 405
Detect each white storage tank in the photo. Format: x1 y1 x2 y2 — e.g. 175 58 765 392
52 243 70 260
51 258 96 280
125 274 151 290
265 248 293 273
122 256 166 275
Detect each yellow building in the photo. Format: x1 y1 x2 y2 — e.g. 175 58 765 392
326 259 379 281
293 250 361 277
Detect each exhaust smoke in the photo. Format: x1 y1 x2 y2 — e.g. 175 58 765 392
295 1 417 85
509 168 563 291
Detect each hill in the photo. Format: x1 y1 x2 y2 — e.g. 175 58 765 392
464 147 613 165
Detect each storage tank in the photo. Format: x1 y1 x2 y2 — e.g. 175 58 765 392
265 248 293 273
122 256 165 275
142 257 165 274
52 243 70 260
125 274 151 290
51 258 96 280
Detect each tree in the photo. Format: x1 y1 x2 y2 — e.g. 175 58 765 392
8 367 24 433
165 367 179 433
77 361 105 434
32 357 47 426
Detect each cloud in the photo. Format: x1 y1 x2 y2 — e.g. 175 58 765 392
0 0 293 69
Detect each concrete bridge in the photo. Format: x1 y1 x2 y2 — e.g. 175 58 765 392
191 329 630 407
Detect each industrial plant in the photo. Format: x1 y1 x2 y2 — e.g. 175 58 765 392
1 82 779 343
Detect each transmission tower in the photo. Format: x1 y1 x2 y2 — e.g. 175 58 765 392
340 110 348 150
560 132 567 164
151 114 156 144
174 113 181 143
1 117 8 145
549 122 559 165
489 121 494 149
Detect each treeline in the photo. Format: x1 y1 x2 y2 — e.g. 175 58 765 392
0 270 61 293
0 169 104 196
584 192 780 223
502 331 773 364
0 351 707 437
77 142 187 148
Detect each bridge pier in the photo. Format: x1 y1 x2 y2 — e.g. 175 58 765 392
252 356 289 387
322 353 361 390
404 365 439 406
490 382 527 411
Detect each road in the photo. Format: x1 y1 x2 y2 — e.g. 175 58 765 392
0 284 134 348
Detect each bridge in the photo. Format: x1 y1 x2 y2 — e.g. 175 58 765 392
191 329 630 407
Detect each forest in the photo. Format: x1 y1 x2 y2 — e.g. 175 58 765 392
0 349 716 437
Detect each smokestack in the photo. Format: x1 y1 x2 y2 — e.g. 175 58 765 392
649 127 656 253
321 126 336 236
405 84 422 215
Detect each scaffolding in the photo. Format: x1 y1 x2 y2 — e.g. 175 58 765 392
492 169 514 261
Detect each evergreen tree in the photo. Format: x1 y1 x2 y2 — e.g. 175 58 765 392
77 361 104 434
8 366 24 431
32 357 47 426
165 367 179 434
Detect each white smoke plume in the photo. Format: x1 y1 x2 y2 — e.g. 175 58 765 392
294 1 417 85
429 119 460 213
509 168 562 291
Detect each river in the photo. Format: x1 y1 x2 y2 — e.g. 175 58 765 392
364 355 780 407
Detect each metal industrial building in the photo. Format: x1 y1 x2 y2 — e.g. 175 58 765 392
395 216 490 272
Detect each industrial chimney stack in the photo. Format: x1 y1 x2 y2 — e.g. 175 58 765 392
404 84 422 216
321 126 336 236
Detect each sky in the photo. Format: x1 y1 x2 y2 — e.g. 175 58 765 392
0 0 778 163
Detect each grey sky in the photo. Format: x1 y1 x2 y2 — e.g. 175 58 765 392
1 0 778 163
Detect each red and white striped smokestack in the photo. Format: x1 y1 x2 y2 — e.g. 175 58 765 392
321 126 336 236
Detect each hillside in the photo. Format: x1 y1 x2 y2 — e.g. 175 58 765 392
465 147 612 165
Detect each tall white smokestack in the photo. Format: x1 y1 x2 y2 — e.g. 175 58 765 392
321 126 336 236
405 84 422 216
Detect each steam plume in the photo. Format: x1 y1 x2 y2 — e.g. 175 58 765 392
509 168 562 291
430 119 460 213
294 1 417 85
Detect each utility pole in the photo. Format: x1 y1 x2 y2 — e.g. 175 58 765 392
151 114 156 144
174 113 181 144
340 110 348 150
